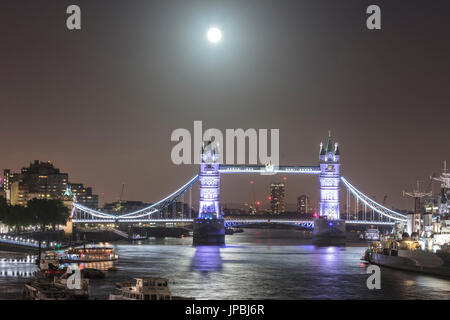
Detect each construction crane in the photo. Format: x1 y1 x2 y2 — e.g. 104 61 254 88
101 192 105 208
113 182 126 213
119 182 126 203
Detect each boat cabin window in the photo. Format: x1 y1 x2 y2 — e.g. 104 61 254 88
142 280 154 286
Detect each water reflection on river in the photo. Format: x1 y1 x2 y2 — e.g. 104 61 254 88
1 229 450 299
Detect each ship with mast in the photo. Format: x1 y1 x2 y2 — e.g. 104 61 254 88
363 161 450 276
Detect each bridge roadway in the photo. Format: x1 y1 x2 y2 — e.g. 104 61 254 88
218 165 321 174
0 235 51 251
72 217 396 227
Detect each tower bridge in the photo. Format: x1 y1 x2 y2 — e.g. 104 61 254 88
72 133 407 245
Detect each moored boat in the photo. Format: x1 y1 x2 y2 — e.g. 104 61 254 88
109 277 194 300
62 245 118 263
363 229 380 241
363 233 450 277
23 271 89 300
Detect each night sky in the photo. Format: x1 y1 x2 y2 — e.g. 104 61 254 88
1 0 449 210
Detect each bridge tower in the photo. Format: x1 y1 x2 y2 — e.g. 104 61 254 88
198 141 221 219
313 132 345 245
318 132 341 220
193 141 225 245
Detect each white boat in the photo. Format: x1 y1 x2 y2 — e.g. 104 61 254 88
62 245 118 263
364 234 450 277
23 272 89 300
364 229 380 241
109 277 172 300
109 277 194 300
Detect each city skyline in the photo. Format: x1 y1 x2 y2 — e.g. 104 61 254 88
0 1 449 210
1 152 446 212
2 158 321 213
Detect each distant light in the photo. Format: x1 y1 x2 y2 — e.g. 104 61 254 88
207 27 222 44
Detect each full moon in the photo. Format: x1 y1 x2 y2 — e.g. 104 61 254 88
206 27 222 44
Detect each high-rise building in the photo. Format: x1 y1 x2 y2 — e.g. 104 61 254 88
2 169 13 202
4 161 67 206
10 180 39 206
2 169 12 192
3 160 98 208
297 195 310 215
270 182 285 214
166 201 193 218
69 183 99 209
20 160 68 199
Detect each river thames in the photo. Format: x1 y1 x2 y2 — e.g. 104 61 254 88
1 229 450 299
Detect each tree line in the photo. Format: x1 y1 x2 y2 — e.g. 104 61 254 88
0 197 69 232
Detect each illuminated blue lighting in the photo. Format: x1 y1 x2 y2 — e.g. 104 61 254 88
72 175 199 220
340 176 407 221
70 140 406 226
199 146 221 219
218 165 321 174
71 217 396 226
